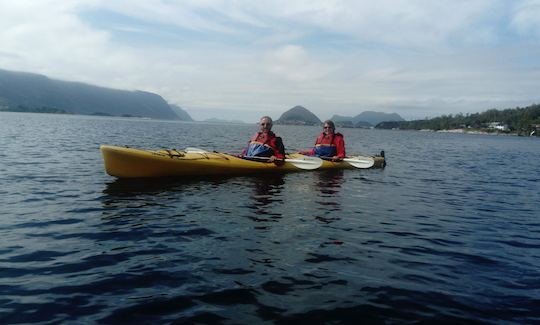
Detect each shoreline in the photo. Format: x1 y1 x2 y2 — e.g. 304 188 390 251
435 129 516 135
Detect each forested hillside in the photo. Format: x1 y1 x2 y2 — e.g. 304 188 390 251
377 104 540 135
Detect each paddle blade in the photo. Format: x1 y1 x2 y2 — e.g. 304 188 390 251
185 147 208 153
285 156 323 170
344 156 375 169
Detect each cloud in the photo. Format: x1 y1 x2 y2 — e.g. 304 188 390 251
0 1 115 81
229 0 505 46
262 45 337 82
1 0 539 121
511 0 540 37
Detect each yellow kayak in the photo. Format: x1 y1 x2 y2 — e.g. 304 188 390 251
100 145 385 178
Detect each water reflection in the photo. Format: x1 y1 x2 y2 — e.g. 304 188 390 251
100 175 287 226
102 178 185 197
314 170 344 195
101 175 234 198
99 176 231 223
245 174 285 223
312 170 345 223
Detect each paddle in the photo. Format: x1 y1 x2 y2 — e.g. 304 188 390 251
247 156 323 170
344 156 375 168
321 156 375 169
185 147 323 170
184 147 209 154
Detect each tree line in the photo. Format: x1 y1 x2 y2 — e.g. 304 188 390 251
1 105 69 114
376 104 540 135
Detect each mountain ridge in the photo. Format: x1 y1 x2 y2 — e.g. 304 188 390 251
331 111 405 127
275 105 322 125
274 105 404 128
0 68 192 120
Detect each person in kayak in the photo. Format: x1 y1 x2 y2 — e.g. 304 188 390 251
242 116 285 163
300 120 346 161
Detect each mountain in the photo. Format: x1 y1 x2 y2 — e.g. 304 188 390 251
170 104 193 121
0 68 192 120
331 115 358 128
330 111 404 127
331 114 355 122
355 120 373 128
275 105 322 125
355 111 404 125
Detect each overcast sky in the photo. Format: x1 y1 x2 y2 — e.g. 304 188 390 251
1 0 539 122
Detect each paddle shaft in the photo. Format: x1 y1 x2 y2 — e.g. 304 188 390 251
184 148 323 170
243 155 323 170
245 156 321 164
320 156 374 168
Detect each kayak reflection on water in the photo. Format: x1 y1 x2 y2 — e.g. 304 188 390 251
313 170 345 223
314 169 345 196
246 174 285 223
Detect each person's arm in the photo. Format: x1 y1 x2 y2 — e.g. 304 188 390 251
273 137 285 160
298 148 315 155
241 137 253 157
335 136 346 159
300 136 320 155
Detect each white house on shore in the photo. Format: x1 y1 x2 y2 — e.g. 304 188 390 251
487 122 509 131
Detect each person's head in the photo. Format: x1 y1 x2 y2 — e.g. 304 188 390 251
323 120 335 135
259 116 273 133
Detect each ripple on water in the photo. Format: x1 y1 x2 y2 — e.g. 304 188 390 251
1 113 540 323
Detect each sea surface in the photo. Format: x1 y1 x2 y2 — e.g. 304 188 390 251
1 111 540 324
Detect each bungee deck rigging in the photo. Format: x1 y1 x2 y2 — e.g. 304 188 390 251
100 145 385 178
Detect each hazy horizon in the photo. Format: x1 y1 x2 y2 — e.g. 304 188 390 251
1 1 539 122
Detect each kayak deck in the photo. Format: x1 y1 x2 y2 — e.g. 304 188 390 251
100 145 385 178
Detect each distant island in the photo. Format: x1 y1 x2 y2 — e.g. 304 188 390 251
275 105 404 128
331 111 405 128
275 105 322 125
273 104 539 136
0 68 193 120
376 104 540 136
4 68 537 136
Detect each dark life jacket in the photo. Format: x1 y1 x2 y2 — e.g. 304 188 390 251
313 132 344 157
245 131 285 158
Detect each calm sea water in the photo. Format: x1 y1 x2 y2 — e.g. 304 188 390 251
1 111 540 324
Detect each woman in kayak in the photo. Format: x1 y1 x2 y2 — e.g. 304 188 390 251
242 116 285 162
300 120 346 161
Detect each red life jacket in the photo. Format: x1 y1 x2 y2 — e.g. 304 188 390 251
243 131 285 159
313 132 345 158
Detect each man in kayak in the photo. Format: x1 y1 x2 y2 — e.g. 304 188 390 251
300 120 346 162
242 116 285 163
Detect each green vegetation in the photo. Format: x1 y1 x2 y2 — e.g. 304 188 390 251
377 104 540 136
1 105 69 114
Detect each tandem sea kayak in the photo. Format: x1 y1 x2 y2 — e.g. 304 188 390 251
100 145 385 178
